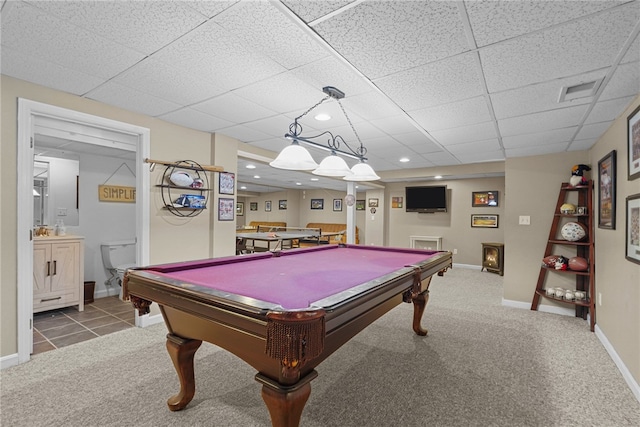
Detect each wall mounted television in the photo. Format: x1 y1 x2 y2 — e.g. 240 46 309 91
405 186 447 213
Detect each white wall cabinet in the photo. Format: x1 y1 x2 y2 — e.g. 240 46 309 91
33 236 84 313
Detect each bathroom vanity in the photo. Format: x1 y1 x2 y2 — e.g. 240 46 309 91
33 235 85 313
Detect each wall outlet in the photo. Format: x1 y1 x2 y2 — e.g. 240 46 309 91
453 248 458 254
57 208 67 216
519 215 530 225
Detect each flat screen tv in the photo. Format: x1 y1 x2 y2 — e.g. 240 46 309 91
405 186 447 213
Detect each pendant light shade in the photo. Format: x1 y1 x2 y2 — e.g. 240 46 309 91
312 154 353 177
343 162 380 181
270 142 318 170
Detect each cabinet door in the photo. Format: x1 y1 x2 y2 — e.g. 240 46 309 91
50 242 80 294
33 243 52 297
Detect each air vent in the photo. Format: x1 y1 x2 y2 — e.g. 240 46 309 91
558 78 603 103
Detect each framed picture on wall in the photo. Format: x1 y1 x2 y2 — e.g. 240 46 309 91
311 199 324 210
333 198 342 211
391 197 403 208
218 198 234 221
279 200 287 210
471 214 499 228
356 200 365 210
598 150 616 229
628 104 640 180
626 193 640 264
219 172 235 195
250 202 258 211
368 198 379 208
236 202 244 216
265 201 272 212
472 191 498 207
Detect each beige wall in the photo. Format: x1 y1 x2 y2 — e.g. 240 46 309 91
385 177 505 264
2 75 638 392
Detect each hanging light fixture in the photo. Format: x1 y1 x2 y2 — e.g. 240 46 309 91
270 86 379 181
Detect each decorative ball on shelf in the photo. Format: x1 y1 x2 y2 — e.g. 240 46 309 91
561 222 587 241
560 203 576 214
568 256 589 271
170 171 194 187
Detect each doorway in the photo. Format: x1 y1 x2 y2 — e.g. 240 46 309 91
17 99 151 364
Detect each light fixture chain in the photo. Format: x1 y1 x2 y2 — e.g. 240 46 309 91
337 99 366 157
294 95 331 122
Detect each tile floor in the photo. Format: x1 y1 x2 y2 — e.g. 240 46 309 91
32 296 135 355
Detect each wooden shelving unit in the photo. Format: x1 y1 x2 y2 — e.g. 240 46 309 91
530 181 596 331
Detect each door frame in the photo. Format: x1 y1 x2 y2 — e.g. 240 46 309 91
17 99 151 364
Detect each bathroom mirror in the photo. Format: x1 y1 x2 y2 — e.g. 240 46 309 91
33 156 80 227
33 161 49 227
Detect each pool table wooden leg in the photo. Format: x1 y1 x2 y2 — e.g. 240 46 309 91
256 371 318 427
165 334 202 411
411 276 432 336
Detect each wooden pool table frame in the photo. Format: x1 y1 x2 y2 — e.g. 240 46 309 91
124 245 452 427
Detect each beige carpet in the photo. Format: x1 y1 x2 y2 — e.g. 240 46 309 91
1 268 638 426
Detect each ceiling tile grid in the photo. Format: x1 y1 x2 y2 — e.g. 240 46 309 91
85 82 183 118
502 127 578 150
410 96 493 132
497 104 590 137
157 108 234 133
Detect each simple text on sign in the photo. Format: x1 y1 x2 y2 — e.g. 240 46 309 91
99 185 136 203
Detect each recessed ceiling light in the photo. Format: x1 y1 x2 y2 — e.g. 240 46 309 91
245 164 256 169
240 185 247 190
399 157 410 163
434 175 443 179
314 113 331 121
253 175 260 179
296 182 302 186
310 178 319 181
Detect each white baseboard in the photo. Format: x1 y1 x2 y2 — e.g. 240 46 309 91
595 324 640 404
0 353 19 370
504 298 639 405
453 263 482 270
135 311 164 328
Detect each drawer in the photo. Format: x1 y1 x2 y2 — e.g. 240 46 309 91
33 290 79 312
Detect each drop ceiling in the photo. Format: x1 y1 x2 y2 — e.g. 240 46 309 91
2 0 639 193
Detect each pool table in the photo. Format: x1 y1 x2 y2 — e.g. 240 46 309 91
124 244 452 427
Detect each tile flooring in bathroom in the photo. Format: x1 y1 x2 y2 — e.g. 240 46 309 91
32 296 135 355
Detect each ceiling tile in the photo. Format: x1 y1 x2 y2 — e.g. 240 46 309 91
242 115 298 138
568 138 599 151
490 69 607 120
289 56 373 99
1 1 144 79
370 115 421 135
480 4 640 92
498 105 589 137
446 139 502 155
426 151 462 166
86 82 182 117
158 108 234 132
575 121 614 140
410 97 493 132
183 0 239 19
281 0 354 22
600 61 640 101
466 0 627 47
584 96 636 124
506 142 570 158
192 92 279 124
216 124 273 143
233 74 325 114
430 121 498 146
0 46 104 95
28 0 208 54
502 127 578 149
113 58 225 105
313 0 468 79
342 90 405 121
621 32 640 64
214 0 329 70
374 52 484 110
454 150 505 164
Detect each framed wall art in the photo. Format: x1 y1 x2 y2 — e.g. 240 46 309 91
236 202 244 216
598 150 616 229
472 191 498 207
626 193 640 264
368 198 379 208
265 201 272 212
279 200 287 210
356 200 365 210
219 172 235 195
250 202 258 211
333 198 342 211
628 104 640 180
391 197 403 208
471 214 499 228
311 199 324 210
218 198 234 221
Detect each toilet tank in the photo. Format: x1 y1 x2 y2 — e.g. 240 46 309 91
100 239 137 270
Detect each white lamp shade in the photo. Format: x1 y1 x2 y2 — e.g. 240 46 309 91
269 144 318 170
312 154 353 177
343 162 380 181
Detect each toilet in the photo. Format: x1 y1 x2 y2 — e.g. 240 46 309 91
100 239 137 298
